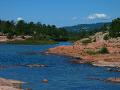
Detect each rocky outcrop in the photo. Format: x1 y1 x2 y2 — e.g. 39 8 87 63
42 79 48 83
0 36 8 42
46 36 120 67
0 35 32 43
0 78 25 90
90 32 109 42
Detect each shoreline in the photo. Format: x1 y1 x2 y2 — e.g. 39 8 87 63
0 35 58 45
6 40 58 45
46 40 120 68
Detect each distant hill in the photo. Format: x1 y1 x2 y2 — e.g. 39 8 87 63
64 22 111 32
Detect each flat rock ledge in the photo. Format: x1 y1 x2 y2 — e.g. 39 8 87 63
46 44 120 68
0 78 25 90
92 60 120 68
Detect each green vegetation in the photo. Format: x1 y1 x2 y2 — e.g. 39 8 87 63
80 18 120 40
86 47 109 55
7 39 57 45
86 50 97 55
0 20 69 43
98 47 109 54
0 19 98 43
109 18 120 38
103 34 109 40
81 38 92 45
0 18 120 45
0 19 112 42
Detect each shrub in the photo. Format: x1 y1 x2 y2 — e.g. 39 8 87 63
21 35 25 39
86 50 97 55
109 18 120 38
7 34 14 39
98 47 109 54
103 34 109 40
81 38 92 45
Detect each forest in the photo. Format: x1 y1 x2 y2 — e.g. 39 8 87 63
0 18 120 43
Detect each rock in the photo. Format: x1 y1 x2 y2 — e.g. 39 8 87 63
87 77 120 83
0 36 8 42
42 79 48 83
106 78 120 83
0 86 22 90
0 78 25 90
46 35 120 68
92 60 120 68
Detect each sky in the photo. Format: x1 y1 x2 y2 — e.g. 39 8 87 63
0 0 120 27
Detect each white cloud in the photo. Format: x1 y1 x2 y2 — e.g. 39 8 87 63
72 16 78 20
17 17 23 21
87 13 110 20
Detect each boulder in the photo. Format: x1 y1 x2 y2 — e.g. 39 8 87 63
42 79 48 83
0 78 25 90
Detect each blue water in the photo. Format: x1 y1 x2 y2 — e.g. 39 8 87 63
0 42 120 90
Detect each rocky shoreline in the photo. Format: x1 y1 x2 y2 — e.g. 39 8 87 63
46 39 120 68
0 78 24 90
45 40 120 84
0 35 32 43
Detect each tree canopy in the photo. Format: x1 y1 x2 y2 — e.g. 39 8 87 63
109 18 120 38
0 20 69 41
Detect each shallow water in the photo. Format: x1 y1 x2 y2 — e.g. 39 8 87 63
0 42 120 90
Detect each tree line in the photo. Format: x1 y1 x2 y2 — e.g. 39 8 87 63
0 20 69 41
74 18 120 39
0 18 120 42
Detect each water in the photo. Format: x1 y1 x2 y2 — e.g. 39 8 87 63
0 42 120 90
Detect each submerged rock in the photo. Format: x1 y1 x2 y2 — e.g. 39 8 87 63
92 60 120 68
0 86 22 90
106 78 120 83
87 77 120 83
0 78 25 90
25 64 47 68
86 77 103 81
42 79 48 83
18 51 41 55
107 68 120 72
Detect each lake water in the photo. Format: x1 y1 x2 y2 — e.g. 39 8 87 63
0 42 120 90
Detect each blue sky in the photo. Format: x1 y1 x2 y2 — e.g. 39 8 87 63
0 0 119 27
